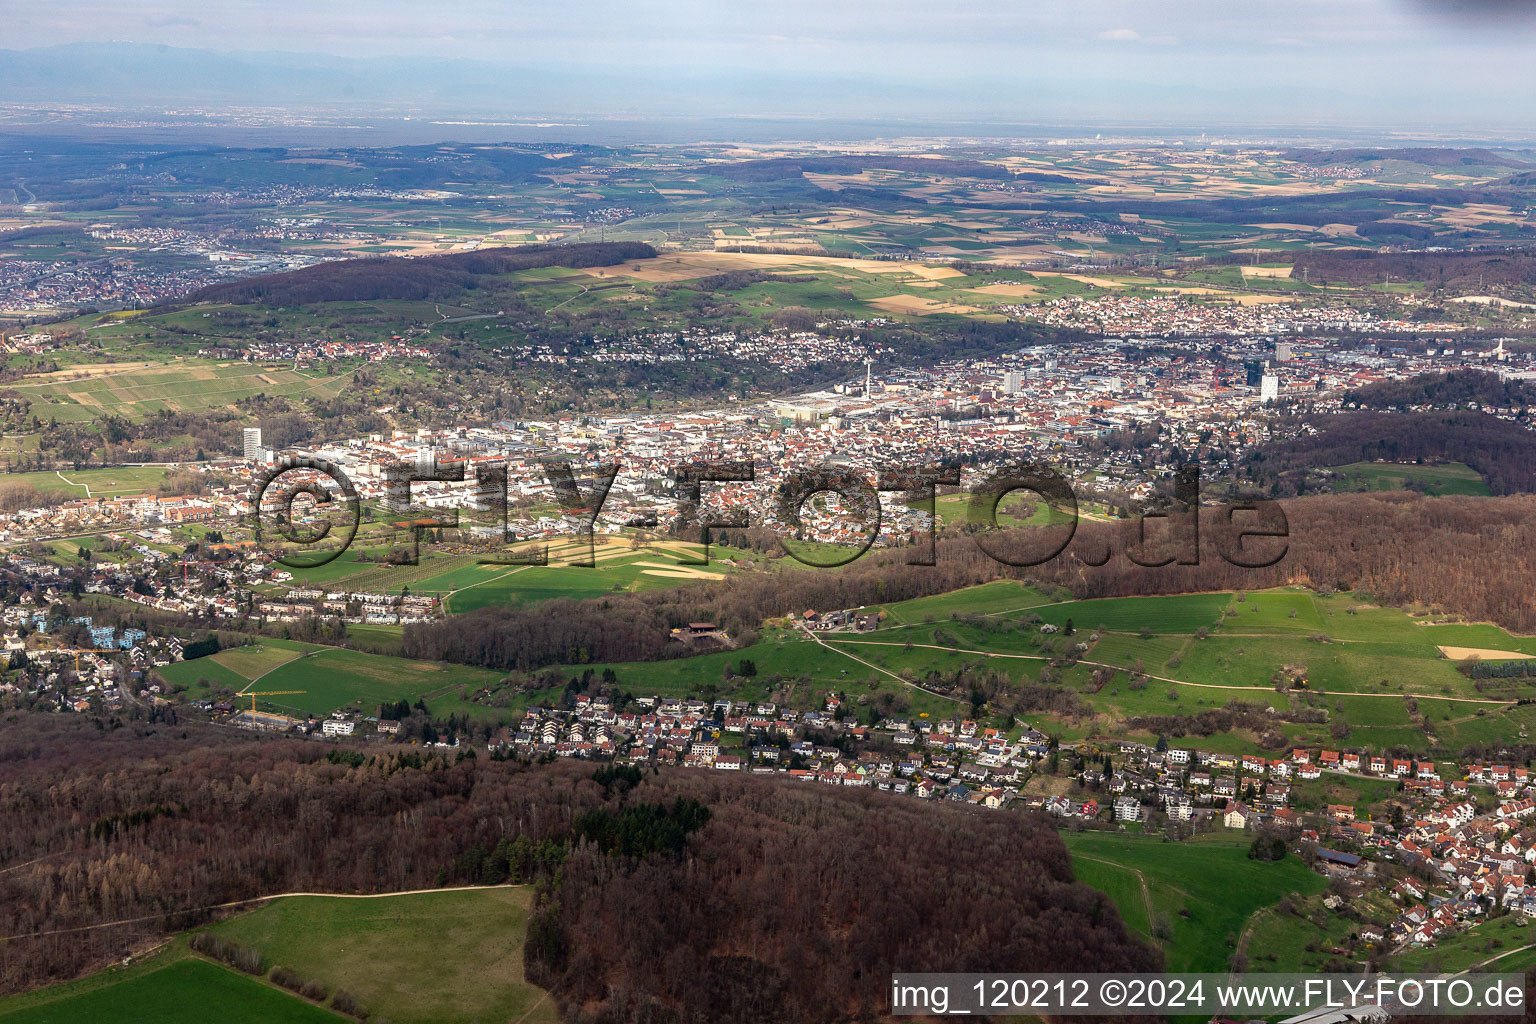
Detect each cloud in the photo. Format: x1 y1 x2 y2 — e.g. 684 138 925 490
144 13 201 29
1098 27 1175 45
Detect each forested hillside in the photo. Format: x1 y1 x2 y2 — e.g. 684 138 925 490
1346 369 1536 410
0 718 1153 1021
1246 411 1536 495
183 242 656 306
703 155 1019 181
1291 247 1536 289
529 768 1157 1023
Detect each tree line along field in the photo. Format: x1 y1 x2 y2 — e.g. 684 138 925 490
545 582 1536 754
0 888 556 1024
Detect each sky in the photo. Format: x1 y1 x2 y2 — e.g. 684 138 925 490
4 1 1536 130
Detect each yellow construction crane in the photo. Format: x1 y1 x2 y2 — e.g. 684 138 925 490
242 690 306 714
71 649 120 673
34 639 120 673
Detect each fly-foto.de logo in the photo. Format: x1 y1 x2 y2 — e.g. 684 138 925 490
250 456 1288 571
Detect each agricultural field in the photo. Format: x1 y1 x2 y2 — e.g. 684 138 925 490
870 579 1053 625
565 582 1536 753
467 247 1364 328
0 889 555 1024
1062 831 1326 972
270 535 759 612
252 648 507 719
156 638 509 720
4 359 353 423
344 623 406 656
431 536 755 614
203 888 556 1024
0 464 173 498
0 957 345 1024
916 491 1108 529
157 637 317 697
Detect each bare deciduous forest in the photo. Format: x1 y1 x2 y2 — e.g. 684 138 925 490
183 241 657 306
0 718 1154 1022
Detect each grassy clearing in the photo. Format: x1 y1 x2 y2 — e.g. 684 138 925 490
1242 890 1399 971
1070 856 1152 939
158 640 507 720
246 648 507 718
10 361 351 424
1327 461 1491 497
0 890 556 1024
345 623 405 656
0 465 173 498
203 889 556 1024
871 580 1051 626
0 957 345 1024
1033 593 1230 634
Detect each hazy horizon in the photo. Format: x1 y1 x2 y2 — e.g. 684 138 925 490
2 1 1535 135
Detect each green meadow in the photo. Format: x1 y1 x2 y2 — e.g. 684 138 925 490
203 888 556 1024
0 889 556 1024
562 583 1536 753
1327 461 1492 497
0 958 345 1024
1062 831 1326 972
0 465 173 498
8 360 351 424
157 638 507 720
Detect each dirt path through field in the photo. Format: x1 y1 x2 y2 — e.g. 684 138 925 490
0 884 525 942
826 638 1519 705
633 560 724 580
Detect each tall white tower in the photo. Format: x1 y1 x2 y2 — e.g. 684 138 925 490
865 358 873 397
242 427 263 462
